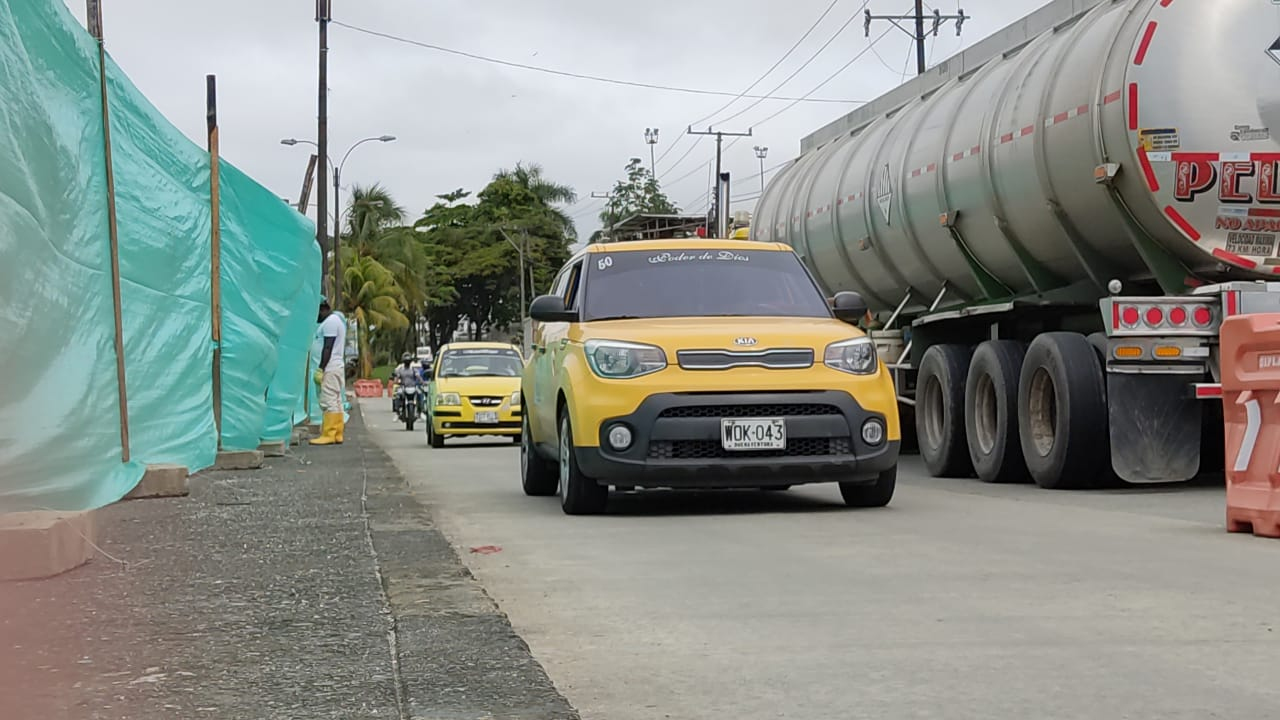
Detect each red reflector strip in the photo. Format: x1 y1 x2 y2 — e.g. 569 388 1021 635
1164 206 1200 241
1128 84 1139 130
927 163 937 173
1213 248 1258 269
1111 301 1121 331
1020 125 1035 137
1227 291 1240 316
1195 384 1223 400
1054 112 1069 124
1104 90 1123 105
953 152 964 161
1138 148 1160 191
1160 0 1173 7
911 169 922 177
970 145 981 156
1000 133 1014 144
1134 22 1158 65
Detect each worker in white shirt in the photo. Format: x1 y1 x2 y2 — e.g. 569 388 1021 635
310 298 347 445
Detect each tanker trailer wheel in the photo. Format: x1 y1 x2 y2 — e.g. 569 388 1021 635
915 345 974 478
1017 333 1109 490
964 340 1029 484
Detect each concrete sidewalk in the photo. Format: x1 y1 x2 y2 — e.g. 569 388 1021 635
0 407 577 720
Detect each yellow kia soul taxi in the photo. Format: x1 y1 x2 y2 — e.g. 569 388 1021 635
519 239 900 515
427 342 524 448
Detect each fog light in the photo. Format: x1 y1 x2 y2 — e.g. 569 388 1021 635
608 425 633 451
861 420 885 446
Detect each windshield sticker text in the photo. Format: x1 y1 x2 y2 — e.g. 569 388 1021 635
647 251 750 264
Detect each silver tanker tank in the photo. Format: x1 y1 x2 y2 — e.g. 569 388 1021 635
754 0 1280 314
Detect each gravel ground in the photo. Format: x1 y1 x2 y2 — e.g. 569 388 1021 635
0 407 577 720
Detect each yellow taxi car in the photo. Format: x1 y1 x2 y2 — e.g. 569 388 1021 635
519 239 900 515
426 342 524 448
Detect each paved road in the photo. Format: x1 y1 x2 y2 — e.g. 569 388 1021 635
363 399 1280 720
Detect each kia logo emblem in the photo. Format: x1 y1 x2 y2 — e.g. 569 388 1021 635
734 337 758 346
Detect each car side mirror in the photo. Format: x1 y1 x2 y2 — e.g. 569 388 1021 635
831 291 868 324
529 294 577 323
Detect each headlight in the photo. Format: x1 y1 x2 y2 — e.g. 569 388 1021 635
824 338 878 375
584 339 667 379
436 392 461 407
510 391 521 407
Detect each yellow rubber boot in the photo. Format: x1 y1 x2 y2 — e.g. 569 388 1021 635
310 413 339 446
332 413 345 444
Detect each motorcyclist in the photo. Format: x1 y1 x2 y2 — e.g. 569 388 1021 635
392 353 424 414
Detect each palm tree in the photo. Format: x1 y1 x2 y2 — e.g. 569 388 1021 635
345 184 407 256
342 251 409 378
493 162 578 237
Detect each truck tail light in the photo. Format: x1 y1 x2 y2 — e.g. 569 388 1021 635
1145 307 1164 327
1168 306 1188 327
1193 306 1213 327
1120 306 1140 327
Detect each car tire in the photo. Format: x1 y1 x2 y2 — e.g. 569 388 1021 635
1017 333 1109 490
521 416 557 497
964 340 1029 484
427 419 445 449
915 344 974 478
839 467 896 508
512 433 522 445
558 411 608 515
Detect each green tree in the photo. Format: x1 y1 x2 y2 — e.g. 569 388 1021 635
597 158 679 238
345 183 406 256
493 162 579 238
341 250 409 378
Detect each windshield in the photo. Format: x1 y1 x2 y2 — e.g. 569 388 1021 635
582 248 832 320
437 348 523 378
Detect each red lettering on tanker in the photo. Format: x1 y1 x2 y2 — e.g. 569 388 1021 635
1215 215 1280 232
1174 157 1218 201
1220 161 1256 204
1257 154 1280 203
1173 154 1280 204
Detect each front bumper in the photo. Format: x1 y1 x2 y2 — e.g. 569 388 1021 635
432 407 522 435
574 391 898 488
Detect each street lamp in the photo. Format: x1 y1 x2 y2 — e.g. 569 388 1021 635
281 135 395 310
753 145 769 195
497 227 531 356
644 128 660 178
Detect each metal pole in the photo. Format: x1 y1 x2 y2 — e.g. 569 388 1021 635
208 75 223 447
686 126 751 238
333 165 341 310
88 0 130 463
914 0 926 75
316 0 330 306
649 143 657 178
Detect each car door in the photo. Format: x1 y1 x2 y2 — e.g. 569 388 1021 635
544 260 584 432
531 268 571 442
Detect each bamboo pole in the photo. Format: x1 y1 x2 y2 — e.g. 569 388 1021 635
207 75 223 447
88 0 130 463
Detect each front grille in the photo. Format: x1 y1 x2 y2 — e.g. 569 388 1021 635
648 437 852 460
658 403 841 419
677 348 814 371
467 396 504 407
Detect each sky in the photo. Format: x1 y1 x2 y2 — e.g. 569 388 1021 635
62 0 1044 240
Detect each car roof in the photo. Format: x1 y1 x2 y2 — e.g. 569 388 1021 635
584 239 791 253
439 342 519 351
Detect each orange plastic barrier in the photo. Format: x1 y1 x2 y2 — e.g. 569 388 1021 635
1220 313 1280 538
353 379 384 398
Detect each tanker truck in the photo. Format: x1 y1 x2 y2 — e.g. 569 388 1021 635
752 0 1280 489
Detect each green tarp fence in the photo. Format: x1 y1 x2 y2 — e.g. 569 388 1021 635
0 0 320 512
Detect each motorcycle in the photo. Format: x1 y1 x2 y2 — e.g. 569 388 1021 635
396 385 421 431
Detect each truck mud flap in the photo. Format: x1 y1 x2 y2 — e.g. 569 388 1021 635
1108 374 1201 484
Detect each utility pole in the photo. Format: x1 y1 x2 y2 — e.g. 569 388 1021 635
591 191 614 241
498 228 529 356
316 0 331 305
753 146 769 195
687 126 751 238
644 128 660 178
864 3 968 75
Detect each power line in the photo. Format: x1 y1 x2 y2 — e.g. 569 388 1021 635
333 20 865 105
657 0 847 170
720 24 896 157
712 0 873 128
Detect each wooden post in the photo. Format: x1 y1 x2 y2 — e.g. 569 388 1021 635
88 0 130 463
207 75 223 447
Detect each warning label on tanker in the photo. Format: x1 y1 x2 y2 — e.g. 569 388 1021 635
1139 128 1181 152
1225 231 1278 256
